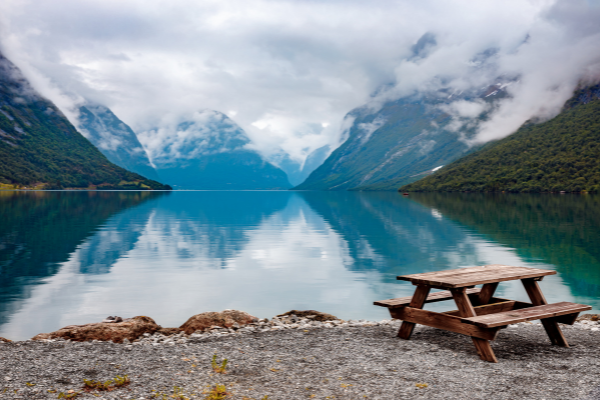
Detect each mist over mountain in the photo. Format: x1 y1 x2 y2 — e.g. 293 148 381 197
401 83 600 193
77 103 160 181
269 145 331 187
4 0 599 176
295 55 512 191
138 110 291 190
0 51 169 190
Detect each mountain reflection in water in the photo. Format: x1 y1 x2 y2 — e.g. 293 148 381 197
0 191 597 340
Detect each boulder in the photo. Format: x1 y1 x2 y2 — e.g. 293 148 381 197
31 316 161 343
0 337 11 343
179 310 258 334
276 310 339 322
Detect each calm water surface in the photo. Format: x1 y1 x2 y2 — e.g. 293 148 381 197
1 190 599 340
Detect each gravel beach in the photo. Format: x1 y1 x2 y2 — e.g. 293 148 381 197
1 318 599 400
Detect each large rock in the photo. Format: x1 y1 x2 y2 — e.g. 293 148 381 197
179 310 258 334
0 337 11 343
276 310 339 322
578 314 599 321
31 316 160 343
157 327 184 336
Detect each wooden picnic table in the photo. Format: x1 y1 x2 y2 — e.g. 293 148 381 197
374 264 592 362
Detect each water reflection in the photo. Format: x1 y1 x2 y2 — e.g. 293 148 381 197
408 193 600 309
0 191 598 340
0 191 167 325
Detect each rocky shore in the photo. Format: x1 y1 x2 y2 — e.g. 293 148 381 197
0 311 599 399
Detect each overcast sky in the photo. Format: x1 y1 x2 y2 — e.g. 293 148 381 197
1 0 599 164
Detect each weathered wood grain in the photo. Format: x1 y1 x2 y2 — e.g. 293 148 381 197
444 301 517 317
478 282 499 306
397 265 556 288
374 288 481 308
461 302 592 328
397 285 430 340
450 287 498 362
390 307 500 341
521 278 572 347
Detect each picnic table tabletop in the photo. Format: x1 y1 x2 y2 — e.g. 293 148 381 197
397 264 556 288
376 264 591 363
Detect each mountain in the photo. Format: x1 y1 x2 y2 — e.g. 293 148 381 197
401 84 600 193
0 51 170 190
270 145 331 186
293 83 508 191
294 39 508 191
147 110 292 190
77 103 160 181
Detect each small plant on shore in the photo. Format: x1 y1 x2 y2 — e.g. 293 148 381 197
205 384 230 400
172 386 190 399
211 354 228 374
82 375 130 392
57 390 80 398
152 386 190 399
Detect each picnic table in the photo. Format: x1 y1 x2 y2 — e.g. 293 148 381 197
374 264 592 362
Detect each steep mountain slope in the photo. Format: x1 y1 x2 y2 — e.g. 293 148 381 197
294 84 504 191
271 145 331 186
146 110 292 190
0 52 170 190
401 84 600 193
77 103 159 180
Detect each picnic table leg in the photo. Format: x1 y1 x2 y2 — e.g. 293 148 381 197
521 278 569 347
451 288 498 363
397 285 430 340
477 282 499 306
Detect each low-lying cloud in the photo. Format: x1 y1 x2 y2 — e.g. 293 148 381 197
0 0 599 162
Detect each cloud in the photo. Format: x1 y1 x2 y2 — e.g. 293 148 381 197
0 0 599 161
136 110 248 166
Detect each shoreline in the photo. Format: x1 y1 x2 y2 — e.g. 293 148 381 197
1 314 599 399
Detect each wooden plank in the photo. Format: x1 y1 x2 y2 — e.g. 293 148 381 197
451 288 477 316
390 307 500 341
444 301 517 317
450 287 497 362
461 302 592 328
397 285 430 340
554 312 580 325
403 266 555 288
522 278 571 347
478 282 499 305
398 265 529 281
374 288 481 308
397 265 556 288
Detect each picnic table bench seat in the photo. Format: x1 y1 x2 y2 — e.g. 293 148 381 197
373 265 593 362
461 301 591 328
373 288 481 308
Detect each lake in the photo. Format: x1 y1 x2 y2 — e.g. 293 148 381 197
1 190 599 340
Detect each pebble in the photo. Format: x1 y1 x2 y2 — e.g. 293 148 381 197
0 316 598 399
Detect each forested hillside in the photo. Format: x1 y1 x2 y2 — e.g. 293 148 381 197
0 52 170 190
402 84 600 193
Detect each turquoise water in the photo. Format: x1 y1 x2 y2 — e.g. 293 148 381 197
0 190 598 340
